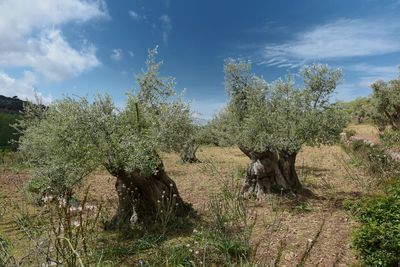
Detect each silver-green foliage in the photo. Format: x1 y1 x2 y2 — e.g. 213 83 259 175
224 60 348 154
370 67 400 149
17 47 193 195
370 68 400 130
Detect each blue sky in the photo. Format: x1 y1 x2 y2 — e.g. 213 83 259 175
0 0 399 119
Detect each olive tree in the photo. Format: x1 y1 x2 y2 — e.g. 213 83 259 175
371 69 400 131
180 124 201 163
17 48 193 229
180 122 223 163
202 109 237 147
370 68 400 148
224 60 348 197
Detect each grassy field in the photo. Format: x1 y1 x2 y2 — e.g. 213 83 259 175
0 125 384 266
347 123 380 143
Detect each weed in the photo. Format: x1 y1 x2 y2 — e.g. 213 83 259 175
293 202 312 213
346 182 400 266
0 235 16 267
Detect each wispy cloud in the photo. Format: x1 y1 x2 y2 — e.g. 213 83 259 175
159 14 172 45
347 63 399 85
128 10 140 20
259 19 400 68
110 49 123 61
336 63 399 100
128 10 145 20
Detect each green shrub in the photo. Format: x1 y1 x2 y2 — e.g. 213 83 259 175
380 130 400 150
347 140 400 180
347 182 400 266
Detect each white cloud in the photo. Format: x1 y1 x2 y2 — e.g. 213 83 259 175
0 0 108 40
128 51 134 57
128 10 140 20
260 19 400 67
0 29 100 82
159 14 172 45
111 49 123 61
0 0 107 97
0 71 51 103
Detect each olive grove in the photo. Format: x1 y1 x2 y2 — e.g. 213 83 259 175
223 60 348 197
16 48 194 229
370 68 400 149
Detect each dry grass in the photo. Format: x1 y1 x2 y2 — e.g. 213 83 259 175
0 141 378 266
347 123 380 143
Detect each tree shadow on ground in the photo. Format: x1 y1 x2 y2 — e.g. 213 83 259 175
297 166 331 178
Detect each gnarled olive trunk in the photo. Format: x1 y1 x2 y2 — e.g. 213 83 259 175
106 162 191 230
239 145 302 198
180 141 200 163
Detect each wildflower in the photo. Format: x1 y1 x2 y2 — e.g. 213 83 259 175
186 244 190 248
195 250 199 255
193 229 198 233
173 194 177 197
169 183 173 187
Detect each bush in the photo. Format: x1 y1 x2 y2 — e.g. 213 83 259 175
347 182 400 266
380 130 400 150
347 140 400 180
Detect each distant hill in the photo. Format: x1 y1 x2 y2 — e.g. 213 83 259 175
0 95 25 114
0 95 25 149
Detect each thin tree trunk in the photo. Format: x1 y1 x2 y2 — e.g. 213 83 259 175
105 163 192 230
180 141 200 163
239 145 302 198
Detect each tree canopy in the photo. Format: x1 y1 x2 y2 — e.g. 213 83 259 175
224 60 348 156
370 68 400 148
370 68 400 131
17 48 193 196
221 60 349 196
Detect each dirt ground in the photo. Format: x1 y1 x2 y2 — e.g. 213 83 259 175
0 124 381 266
